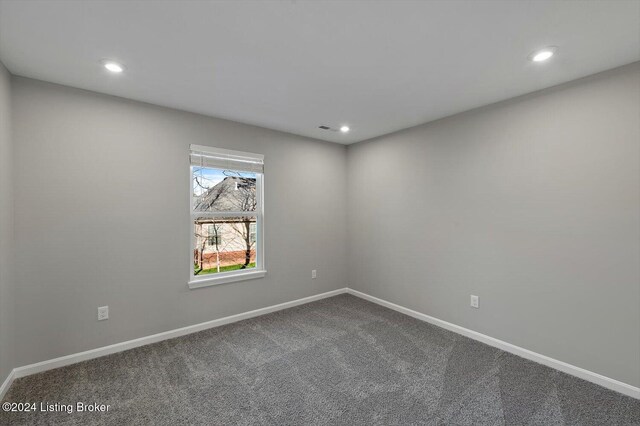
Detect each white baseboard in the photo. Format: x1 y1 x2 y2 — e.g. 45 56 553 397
3 286 638 401
0 369 14 401
1 287 347 400
346 288 640 400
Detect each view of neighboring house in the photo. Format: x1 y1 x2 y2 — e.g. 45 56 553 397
193 174 257 274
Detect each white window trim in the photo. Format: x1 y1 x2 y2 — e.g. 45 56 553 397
188 147 266 289
188 269 267 289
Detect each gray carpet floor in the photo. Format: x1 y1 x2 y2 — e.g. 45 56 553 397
2 294 639 425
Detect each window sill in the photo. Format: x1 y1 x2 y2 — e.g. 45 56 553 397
188 269 267 289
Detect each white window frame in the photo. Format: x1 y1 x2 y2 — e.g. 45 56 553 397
188 146 266 289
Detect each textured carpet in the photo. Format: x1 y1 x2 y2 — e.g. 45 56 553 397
2 294 639 425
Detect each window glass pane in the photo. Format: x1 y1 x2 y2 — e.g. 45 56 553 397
193 166 256 212
193 216 257 276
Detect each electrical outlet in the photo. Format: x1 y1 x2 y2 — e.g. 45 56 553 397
311 269 317 279
98 306 109 321
470 295 479 309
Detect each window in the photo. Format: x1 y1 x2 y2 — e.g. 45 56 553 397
189 145 265 288
250 223 257 244
206 225 223 246
207 235 222 247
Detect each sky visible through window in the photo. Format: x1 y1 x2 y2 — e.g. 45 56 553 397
192 167 256 196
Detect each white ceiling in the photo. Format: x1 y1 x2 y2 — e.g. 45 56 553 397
0 0 638 144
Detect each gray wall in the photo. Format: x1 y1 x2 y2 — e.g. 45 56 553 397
347 63 640 387
6 63 639 389
11 77 347 366
0 61 14 387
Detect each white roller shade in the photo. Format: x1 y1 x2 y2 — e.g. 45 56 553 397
190 144 264 174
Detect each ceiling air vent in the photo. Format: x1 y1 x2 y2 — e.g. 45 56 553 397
318 125 331 130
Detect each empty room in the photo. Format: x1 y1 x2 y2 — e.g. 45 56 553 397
0 0 638 424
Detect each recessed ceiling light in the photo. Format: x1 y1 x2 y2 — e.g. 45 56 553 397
340 125 350 133
529 47 557 62
103 61 124 73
